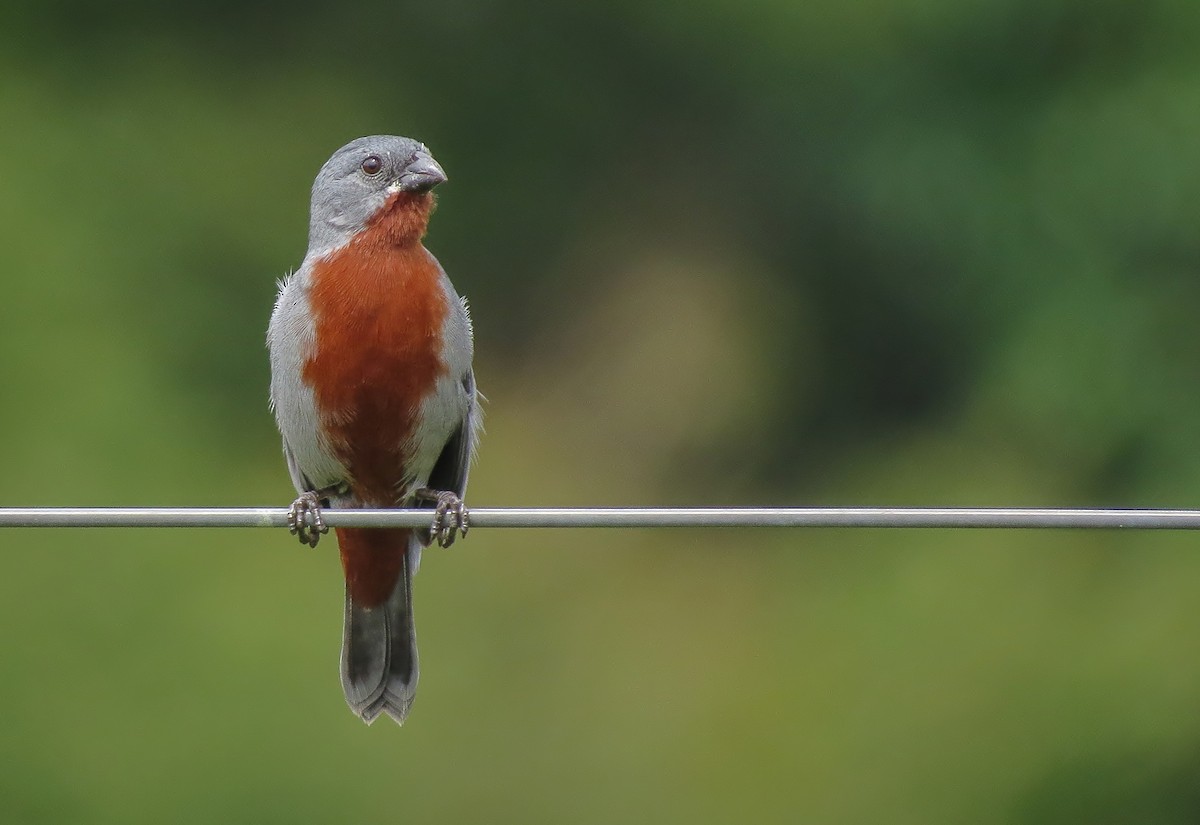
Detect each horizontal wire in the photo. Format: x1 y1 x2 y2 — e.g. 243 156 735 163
1 507 1200 529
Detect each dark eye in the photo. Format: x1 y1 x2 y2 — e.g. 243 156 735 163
361 155 383 175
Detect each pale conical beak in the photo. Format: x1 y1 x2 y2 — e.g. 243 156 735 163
397 152 447 193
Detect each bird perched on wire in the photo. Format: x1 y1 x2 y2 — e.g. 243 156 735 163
267 135 479 725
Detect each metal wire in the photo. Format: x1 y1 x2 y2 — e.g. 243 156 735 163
1 506 1200 529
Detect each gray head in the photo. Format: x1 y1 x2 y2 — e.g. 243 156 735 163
306 135 447 255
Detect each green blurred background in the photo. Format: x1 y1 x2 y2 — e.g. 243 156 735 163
3 0 1200 822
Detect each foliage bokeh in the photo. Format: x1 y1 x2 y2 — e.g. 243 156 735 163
3 1 1200 822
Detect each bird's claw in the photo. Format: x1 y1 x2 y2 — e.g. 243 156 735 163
418 489 469 548
287 491 328 548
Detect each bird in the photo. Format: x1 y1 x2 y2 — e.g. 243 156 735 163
267 135 479 725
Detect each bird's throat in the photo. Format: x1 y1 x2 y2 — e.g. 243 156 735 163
363 191 436 247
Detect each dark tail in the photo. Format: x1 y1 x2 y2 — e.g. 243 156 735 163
337 527 420 725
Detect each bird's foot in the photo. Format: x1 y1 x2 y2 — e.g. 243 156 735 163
287 490 329 548
415 488 469 548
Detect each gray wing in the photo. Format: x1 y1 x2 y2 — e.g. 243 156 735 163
424 368 479 499
415 366 480 546
283 438 317 495
408 369 472 553
413 369 479 547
